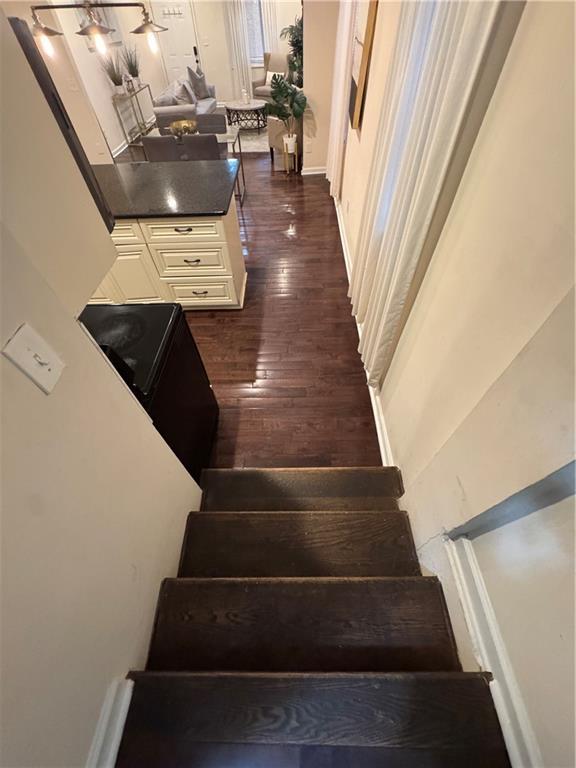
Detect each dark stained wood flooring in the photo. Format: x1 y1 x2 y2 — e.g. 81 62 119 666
185 154 381 468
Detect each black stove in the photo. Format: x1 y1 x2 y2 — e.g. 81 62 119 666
80 303 218 481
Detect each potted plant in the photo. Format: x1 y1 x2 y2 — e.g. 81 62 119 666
265 75 307 155
102 53 124 95
280 16 303 87
122 46 141 88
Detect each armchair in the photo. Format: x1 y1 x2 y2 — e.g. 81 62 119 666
252 52 290 101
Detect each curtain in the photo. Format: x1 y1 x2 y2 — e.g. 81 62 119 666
348 1 500 387
326 1 355 199
226 0 253 99
261 0 279 53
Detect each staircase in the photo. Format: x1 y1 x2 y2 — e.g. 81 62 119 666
116 467 511 767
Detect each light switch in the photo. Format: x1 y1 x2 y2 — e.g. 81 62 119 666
2 323 65 394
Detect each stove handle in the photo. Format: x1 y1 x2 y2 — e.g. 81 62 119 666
184 258 202 265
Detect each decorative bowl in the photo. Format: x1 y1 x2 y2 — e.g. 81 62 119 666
170 119 198 137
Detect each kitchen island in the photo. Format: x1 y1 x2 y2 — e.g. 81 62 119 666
91 160 246 310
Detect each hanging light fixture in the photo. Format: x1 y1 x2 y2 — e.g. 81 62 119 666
130 8 167 54
29 3 168 58
30 8 62 58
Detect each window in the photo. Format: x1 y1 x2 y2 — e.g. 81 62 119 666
245 0 264 66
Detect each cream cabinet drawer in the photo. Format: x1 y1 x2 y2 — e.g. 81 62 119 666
164 277 238 307
150 243 231 277
140 218 225 244
111 220 144 245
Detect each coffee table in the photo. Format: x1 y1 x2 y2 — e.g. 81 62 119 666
225 100 267 133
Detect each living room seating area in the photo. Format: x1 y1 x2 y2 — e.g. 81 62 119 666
153 67 217 135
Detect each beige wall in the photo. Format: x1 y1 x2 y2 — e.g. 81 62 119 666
2 1 113 164
373 0 575 753
380 1 574 523
2 5 118 316
473 497 575 767
302 0 339 172
276 0 301 55
1 10 201 765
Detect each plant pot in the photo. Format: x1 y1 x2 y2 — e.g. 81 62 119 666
133 77 142 89
283 134 297 154
114 84 125 96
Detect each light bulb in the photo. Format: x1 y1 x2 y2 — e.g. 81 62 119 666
147 31 159 54
93 34 108 56
39 33 55 58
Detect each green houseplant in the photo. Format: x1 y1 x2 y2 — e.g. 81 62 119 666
102 52 124 94
122 46 141 87
280 15 303 87
265 75 307 154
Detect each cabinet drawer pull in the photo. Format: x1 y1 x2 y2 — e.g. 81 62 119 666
174 226 194 233
192 290 209 296
184 258 202 265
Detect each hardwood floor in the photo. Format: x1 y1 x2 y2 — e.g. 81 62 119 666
186 154 381 468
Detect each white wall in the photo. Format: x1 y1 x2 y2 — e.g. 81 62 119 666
302 0 339 172
1 10 201 765
473 497 575 768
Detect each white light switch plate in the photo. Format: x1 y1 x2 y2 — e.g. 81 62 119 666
2 323 65 394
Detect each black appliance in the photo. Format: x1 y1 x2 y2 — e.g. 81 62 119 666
80 303 218 482
8 17 114 233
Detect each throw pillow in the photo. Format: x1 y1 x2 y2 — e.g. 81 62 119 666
153 91 176 107
187 66 210 100
173 81 195 105
265 70 284 86
181 79 198 104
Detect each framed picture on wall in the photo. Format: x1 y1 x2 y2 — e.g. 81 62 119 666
349 0 378 129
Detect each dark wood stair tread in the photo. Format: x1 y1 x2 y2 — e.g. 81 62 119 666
146 577 459 672
201 467 404 511
179 511 420 577
116 672 510 767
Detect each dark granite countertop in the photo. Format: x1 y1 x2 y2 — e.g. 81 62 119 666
92 160 239 219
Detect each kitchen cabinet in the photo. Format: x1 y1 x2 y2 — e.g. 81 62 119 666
92 203 246 310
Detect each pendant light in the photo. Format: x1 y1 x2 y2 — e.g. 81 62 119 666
30 9 62 58
130 8 167 54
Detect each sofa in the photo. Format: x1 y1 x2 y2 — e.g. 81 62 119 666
153 68 217 135
252 52 290 101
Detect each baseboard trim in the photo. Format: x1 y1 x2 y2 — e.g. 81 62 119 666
334 199 393 467
85 678 134 768
301 166 327 176
334 200 352 281
445 538 543 768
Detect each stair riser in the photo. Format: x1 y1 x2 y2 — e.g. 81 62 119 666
201 468 405 511
179 512 420 577
147 578 459 673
